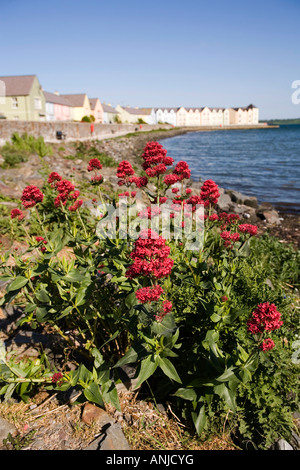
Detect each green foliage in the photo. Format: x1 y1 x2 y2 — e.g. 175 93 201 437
81 115 91 122
0 132 52 167
75 142 117 167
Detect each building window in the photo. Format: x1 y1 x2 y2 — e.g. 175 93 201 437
12 97 18 108
34 97 42 110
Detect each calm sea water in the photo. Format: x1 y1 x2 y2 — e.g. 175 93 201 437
159 125 300 214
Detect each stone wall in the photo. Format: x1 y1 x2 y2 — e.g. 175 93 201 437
0 121 172 145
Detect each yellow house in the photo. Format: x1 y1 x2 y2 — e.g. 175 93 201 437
60 93 91 121
89 98 103 123
115 105 153 124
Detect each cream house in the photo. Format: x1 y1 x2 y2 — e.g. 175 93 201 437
115 105 154 124
176 107 189 126
186 108 201 126
229 104 259 125
60 93 91 121
89 98 103 123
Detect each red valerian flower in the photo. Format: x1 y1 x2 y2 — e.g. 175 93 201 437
221 295 228 302
247 302 283 335
135 285 164 303
21 185 44 208
117 160 135 179
56 179 75 195
209 214 219 221
145 163 167 177
51 372 64 385
35 236 48 252
68 200 83 211
87 158 102 172
164 174 179 187
238 224 258 236
125 229 174 279
173 161 191 181
186 194 203 211
90 175 103 185
48 172 62 185
141 141 173 170
200 179 220 207
129 175 148 188
10 208 24 221
260 338 275 352
220 230 240 248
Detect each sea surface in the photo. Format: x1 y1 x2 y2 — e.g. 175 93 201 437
159 125 300 214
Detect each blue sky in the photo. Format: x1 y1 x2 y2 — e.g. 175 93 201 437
1 0 300 119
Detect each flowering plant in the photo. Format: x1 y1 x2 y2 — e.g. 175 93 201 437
0 141 298 448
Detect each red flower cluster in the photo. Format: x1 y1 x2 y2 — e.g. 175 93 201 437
116 160 135 186
87 158 102 172
48 172 62 186
36 236 48 252
90 175 103 185
141 141 173 171
238 224 258 236
51 372 64 385
247 302 283 335
260 338 275 352
220 230 240 248
52 178 82 209
186 194 203 211
10 208 24 221
69 199 83 211
164 174 179 187
200 179 220 207
126 229 174 279
21 185 44 208
173 161 191 181
135 285 164 303
131 175 148 188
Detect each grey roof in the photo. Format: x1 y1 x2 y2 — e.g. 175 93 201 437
89 98 100 109
0 75 37 96
60 94 87 107
121 106 152 115
102 103 117 113
44 91 72 106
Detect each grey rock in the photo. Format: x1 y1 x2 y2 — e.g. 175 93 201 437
258 209 281 225
0 416 18 444
216 193 232 212
226 190 258 209
275 439 294 450
84 422 131 451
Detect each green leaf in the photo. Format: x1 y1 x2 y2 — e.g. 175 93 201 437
125 291 137 309
91 348 105 368
102 381 121 411
113 344 148 368
214 383 237 411
7 276 28 292
56 305 73 319
192 405 206 435
134 355 159 389
158 357 182 383
62 270 87 283
173 387 197 401
84 382 104 407
35 289 50 303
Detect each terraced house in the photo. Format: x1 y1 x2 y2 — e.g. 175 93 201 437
44 91 72 121
0 74 46 121
59 93 91 122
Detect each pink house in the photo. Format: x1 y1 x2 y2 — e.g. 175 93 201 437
44 91 72 121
